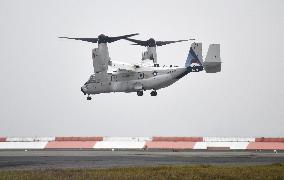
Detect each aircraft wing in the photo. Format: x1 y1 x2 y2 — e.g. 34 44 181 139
109 61 138 71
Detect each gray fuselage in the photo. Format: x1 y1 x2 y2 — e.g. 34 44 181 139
81 66 188 95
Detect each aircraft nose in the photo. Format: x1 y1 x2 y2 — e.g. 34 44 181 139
81 86 86 95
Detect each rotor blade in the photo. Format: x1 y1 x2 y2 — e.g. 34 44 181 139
107 33 139 43
124 38 148 46
58 37 98 43
156 40 188 46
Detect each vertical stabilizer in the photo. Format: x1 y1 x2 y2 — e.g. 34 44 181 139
185 42 203 67
204 44 221 73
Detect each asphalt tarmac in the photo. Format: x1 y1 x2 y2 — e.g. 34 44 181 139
0 150 283 170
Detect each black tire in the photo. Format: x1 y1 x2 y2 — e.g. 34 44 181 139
137 91 143 96
151 91 157 96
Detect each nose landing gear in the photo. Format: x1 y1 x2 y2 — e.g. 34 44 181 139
150 90 157 96
87 95 92 100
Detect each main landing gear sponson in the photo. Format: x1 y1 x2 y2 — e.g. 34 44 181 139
150 90 157 96
137 90 143 96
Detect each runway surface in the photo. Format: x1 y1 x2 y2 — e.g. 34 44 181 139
0 150 283 170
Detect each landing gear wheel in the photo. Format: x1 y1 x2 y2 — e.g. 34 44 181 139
150 90 157 96
137 90 143 96
87 96 92 100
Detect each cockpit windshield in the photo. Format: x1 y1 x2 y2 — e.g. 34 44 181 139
85 74 96 85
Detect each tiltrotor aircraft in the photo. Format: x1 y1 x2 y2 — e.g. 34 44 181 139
59 33 221 100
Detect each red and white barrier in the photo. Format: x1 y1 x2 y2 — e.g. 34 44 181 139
145 141 196 149
194 142 250 150
0 136 283 150
55 136 103 141
152 137 203 142
246 142 284 150
203 137 255 142
45 141 97 149
6 137 55 142
255 138 284 143
94 141 145 149
103 137 152 142
0 137 6 142
0 142 48 149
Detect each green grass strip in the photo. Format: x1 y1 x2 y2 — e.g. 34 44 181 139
0 164 284 180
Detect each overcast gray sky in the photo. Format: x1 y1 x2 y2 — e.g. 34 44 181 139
0 0 283 137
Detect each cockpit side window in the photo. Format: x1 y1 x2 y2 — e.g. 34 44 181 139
87 74 96 83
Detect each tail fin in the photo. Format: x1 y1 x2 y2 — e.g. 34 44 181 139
185 43 203 67
203 44 221 73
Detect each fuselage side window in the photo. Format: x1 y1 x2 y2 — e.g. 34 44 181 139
138 72 144 79
111 75 117 81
